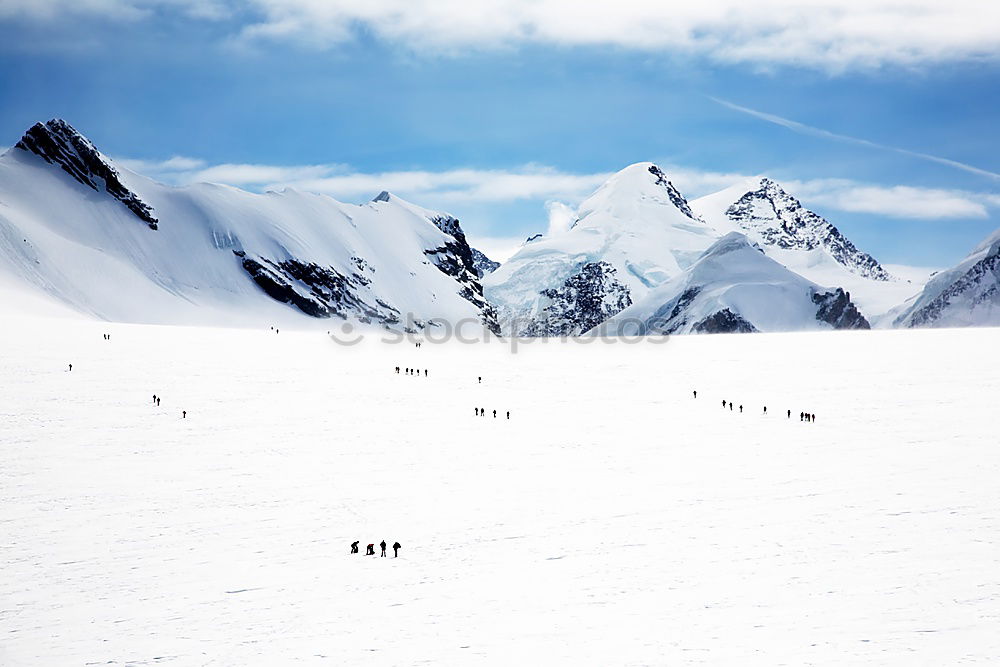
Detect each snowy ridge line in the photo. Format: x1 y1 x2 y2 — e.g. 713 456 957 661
0 119 498 331
1 118 998 333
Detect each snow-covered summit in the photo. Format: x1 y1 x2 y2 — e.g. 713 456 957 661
696 177 891 281
483 162 718 334
574 162 703 226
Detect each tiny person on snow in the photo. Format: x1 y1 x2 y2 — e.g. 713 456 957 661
380 540 387 557
393 542 401 557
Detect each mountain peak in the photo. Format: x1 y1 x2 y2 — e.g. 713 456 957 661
15 119 158 230
372 190 393 202
724 178 891 281
576 161 703 226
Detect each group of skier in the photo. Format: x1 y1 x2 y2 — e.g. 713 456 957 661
396 367 428 376
351 540 402 558
696 391 818 423
475 407 510 419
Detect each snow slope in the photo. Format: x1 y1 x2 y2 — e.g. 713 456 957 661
0 120 496 332
2 315 999 665
599 233 869 335
891 226 1000 328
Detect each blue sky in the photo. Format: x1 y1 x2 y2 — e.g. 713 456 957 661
1 1 998 266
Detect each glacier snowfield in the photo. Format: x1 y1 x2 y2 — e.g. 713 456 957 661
2 316 999 665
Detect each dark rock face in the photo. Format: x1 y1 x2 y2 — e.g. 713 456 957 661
693 309 758 334
238 251 402 324
525 233 544 244
812 288 871 330
423 213 500 334
519 261 632 336
648 165 700 221
726 179 889 281
16 119 158 230
470 248 500 278
906 245 1000 327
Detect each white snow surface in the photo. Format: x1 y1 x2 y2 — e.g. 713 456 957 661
3 313 1000 665
0 146 484 328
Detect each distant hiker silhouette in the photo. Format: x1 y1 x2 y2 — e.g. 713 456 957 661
729 403 733 411
800 412 804 421
380 540 387 557
739 405 743 413
182 410 186 418
153 394 157 404
424 370 427 377
763 406 767 414
722 400 726 408
351 541 359 554
493 410 497 418
366 543 375 555
787 409 791 419
480 408 484 417
693 390 697 399
393 541 401 557
68 364 72 371
478 376 482 384
475 408 479 416
506 411 510 420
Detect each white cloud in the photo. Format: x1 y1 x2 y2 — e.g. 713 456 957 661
257 166 608 204
234 0 1000 70
788 179 993 220
0 0 229 21
116 155 207 173
6 1 1000 70
545 201 576 236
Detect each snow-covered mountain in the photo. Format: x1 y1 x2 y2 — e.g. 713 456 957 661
0 119 498 332
691 178 925 322
891 227 1000 328
484 163 905 335
483 163 718 334
696 178 889 280
597 233 869 335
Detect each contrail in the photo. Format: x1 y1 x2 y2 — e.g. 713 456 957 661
711 97 1000 182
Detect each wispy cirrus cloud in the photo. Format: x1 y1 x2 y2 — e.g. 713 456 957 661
712 97 1000 183
119 154 1000 222
6 1 1000 70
